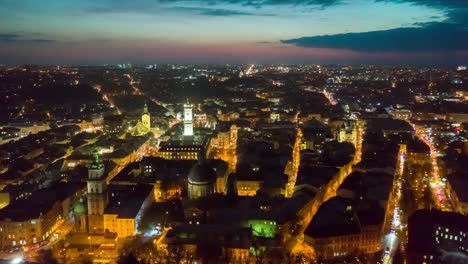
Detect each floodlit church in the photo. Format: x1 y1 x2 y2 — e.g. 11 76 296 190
130 102 151 136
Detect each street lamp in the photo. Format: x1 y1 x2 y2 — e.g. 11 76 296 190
88 236 91 250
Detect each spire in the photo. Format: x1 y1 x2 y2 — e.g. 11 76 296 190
91 145 101 165
143 101 149 114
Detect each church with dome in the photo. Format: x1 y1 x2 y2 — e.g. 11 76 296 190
187 154 217 199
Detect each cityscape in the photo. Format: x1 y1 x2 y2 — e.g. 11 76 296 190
1 1 468 264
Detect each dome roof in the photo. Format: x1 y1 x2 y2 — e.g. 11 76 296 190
188 161 217 184
73 201 86 214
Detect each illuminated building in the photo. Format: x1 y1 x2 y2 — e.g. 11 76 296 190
270 112 280 122
210 124 237 151
87 147 108 235
154 180 183 202
335 120 358 148
242 219 277 238
0 182 85 248
193 112 208 128
103 185 153 238
236 179 262 197
157 135 210 160
187 155 217 199
184 100 193 136
304 197 383 260
387 108 412 120
160 224 252 262
103 115 125 135
135 157 191 201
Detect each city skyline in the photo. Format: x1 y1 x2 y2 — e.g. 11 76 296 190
1 0 468 65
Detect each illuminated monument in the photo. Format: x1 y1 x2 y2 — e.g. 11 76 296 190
184 99 193 137
130 102 151 136
87 147 108 234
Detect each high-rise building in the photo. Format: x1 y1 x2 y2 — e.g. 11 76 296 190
184 100 193 136
87 147 108 234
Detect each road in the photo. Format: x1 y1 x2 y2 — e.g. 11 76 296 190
93 84 121 115
382 148 405 264
412 124 452 211
323 88 337 106
245 64 255 76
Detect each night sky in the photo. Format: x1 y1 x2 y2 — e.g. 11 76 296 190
1 0 467 65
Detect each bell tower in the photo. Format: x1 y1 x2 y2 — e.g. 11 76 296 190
87 147 108 234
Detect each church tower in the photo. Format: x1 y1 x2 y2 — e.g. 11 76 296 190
87 147 108 234
184 99 193 136
142 102 150 130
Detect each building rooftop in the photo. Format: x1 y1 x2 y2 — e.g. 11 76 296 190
296 165 339 189
367 118 413 132
338 171 393 201
105 184 153 218
447 173 468 202
0 182 85 221
305 196 360 238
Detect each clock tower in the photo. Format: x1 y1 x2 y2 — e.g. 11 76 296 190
184 99 193 136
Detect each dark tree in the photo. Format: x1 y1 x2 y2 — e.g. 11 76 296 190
117 253 141 264
195 240 222 263
36 249 59 264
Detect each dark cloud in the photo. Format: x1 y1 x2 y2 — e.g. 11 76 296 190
282 23 468 52
377 0 468 24
159 0 341 8
86 0 340 15
0 34 19 42
0 33 56 43
282 0 468 53
168 6 271 16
